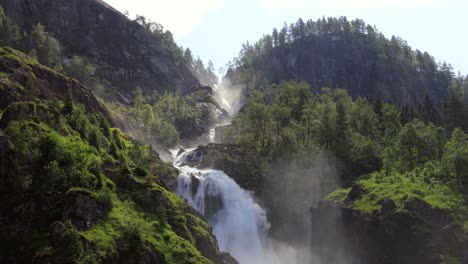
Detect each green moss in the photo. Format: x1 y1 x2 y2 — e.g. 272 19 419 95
82 193 212 263
324 188 351 204
339 170 468 222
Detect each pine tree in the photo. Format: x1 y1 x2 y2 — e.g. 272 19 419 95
272 28 278 47
444 90 464 132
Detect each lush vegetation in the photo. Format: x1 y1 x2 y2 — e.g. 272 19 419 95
233 79 468 184
228 80 468 249
0 96 218 262
108 88 204 147
0 6 221 147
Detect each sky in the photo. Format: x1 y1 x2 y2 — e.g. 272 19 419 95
104 0 468 75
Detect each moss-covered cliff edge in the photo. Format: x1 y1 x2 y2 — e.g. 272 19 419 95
315 171 468 264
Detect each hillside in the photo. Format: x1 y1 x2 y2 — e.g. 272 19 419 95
0 0 200 95
0 0 227 145
0 47 237 264
226 17 468 108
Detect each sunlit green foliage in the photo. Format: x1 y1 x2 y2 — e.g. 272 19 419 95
64 55 96 83
233 81 382 177
0 98 213 263
108 89 204 147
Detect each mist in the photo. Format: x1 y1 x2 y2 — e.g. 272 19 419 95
260 151 359 264
213 77 246 117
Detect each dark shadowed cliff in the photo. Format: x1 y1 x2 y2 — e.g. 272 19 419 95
0 0 200 95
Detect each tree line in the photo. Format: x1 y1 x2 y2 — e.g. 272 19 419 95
226 16 468 108
232 81 468 191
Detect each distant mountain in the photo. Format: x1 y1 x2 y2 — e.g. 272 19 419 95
0 0 200 95
226 17 468 107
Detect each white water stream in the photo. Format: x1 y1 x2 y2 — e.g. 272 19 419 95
172 149 270 264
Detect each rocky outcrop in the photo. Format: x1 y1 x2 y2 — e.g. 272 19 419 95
175 89 229 144
0 47 126 129
0 0 200 95
311 188 468 264
62 190 107 230
179 143 263 192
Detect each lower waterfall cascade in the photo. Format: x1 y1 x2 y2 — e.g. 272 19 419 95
171 148 311 264
172 149 269 264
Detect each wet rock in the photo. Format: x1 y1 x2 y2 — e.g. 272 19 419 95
177 148 186 157
190 174 201 198
62 191 105 230
183 149 204 166
205 193 224 219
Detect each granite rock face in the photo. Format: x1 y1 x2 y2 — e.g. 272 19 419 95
0 0 200 95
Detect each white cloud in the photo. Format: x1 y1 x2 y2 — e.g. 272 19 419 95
340 0 441 8
258 0 305 14
103 0 223 38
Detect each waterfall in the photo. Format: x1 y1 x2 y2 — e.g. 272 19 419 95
169 83 310 264
172 149 270 264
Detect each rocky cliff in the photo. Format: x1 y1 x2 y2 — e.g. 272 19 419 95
0 46 121 124
312 181 468 264
0 0 200 95
227 23 454 107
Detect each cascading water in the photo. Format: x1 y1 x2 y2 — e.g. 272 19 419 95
169 82 312 264
172 149 270 264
